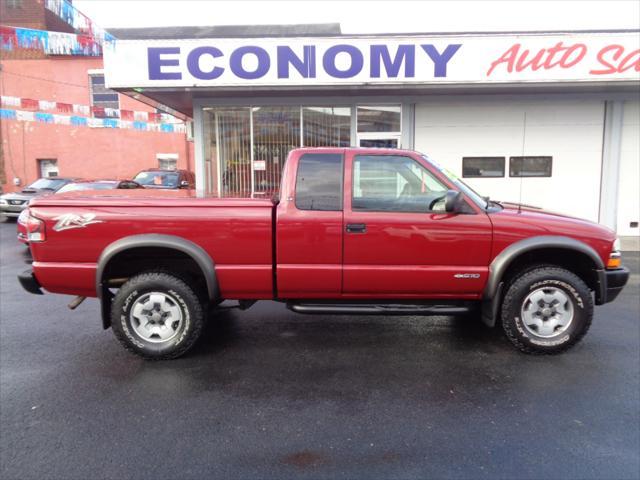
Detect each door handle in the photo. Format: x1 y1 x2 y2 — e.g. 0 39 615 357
346 223 367 233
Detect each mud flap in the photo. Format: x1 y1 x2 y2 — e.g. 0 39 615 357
481 282 503 328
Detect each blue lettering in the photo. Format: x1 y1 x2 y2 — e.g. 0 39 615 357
421 44 461 77
323 44 364 78
277 46 316 79
370 45 415 78
187 46 224 80
230 46 270 79
148 47 182 80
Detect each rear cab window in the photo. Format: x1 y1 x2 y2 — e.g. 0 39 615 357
295 153 344 211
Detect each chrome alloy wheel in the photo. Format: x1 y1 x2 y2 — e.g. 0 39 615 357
129 292 184 343
521 287 575 338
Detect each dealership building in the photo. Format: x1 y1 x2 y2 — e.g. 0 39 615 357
104 25 640 246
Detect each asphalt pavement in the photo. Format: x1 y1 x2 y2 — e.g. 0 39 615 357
1 219 639 480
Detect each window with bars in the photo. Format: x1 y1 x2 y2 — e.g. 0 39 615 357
89 74 119 118
302 107 351 147
204 105 354 198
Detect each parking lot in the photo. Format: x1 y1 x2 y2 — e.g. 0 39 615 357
1 219 638 479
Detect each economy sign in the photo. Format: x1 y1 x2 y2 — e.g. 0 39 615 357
104 33 640 88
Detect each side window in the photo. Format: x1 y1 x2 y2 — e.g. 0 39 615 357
462 157 505 178
509 156 552 177
352 155 448 213
157 154 178 170
89 74 119 118
295 153 343 211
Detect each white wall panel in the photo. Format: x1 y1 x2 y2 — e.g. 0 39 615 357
414 99 605 222
617 99 640 237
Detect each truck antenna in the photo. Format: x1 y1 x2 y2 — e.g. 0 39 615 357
518 112 527 214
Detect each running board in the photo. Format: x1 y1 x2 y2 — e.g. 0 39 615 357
286 302 473 316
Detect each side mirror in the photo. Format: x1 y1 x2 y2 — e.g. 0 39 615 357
179 180 190 188
444 190 462 213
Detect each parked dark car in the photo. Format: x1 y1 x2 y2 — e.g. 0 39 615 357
1 177 76 218
133 169 195 189
17 179 142 244
55 179 142 194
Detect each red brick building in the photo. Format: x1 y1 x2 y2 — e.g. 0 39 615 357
0 0 193 192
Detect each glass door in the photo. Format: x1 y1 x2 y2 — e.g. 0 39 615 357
358 137 400 148
356 105 402 149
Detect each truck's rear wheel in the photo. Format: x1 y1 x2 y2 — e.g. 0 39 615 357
111 272 204 360
501 266 593 354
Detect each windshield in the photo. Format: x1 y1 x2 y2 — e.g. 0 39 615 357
57 182 116 193
421 155 489 209
134 171 180 188
27 178 68 191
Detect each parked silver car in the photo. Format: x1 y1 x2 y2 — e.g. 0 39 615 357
0 178 76 218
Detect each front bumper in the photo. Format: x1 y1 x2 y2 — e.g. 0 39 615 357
596 266 630 304
18 268 43 295
602 267 630 304
0 204 27 217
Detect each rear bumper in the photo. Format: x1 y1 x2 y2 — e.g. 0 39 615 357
597 267 630 304
18 268 43 295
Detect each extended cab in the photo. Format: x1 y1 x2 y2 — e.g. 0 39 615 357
18 148 629 359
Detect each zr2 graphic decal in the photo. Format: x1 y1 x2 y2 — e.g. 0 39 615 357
53 213 103 232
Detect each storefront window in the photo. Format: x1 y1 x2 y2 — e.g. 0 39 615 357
303 107 351 147
357 105 401 133
252 106 300 196
203 104 396 197
204 107 251 197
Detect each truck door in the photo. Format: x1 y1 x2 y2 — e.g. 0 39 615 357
276 150 344 298
342 151 492 298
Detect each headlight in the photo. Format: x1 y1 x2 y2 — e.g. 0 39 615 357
607 238 621 269
0 198 7 205
613 238 621 252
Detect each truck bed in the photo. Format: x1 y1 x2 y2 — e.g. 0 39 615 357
29 191 275 299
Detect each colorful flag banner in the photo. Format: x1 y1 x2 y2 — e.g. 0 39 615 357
0 95 183 126
0 26 105 57
0 109 17 120
2 108 186 134
44 0 115 45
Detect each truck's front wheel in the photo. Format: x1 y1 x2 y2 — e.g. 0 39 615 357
501 266 593 354
111 272 204 360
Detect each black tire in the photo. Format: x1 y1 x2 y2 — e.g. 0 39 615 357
111 271 205 360
501 266 593 354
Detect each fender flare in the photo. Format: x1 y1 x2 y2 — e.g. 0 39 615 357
96 234 219 328
481 235 605 327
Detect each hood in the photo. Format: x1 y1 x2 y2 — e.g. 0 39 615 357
491 201 616 242
498 202 586 221
2 190 50 201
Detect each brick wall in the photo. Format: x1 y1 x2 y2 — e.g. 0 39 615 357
1 0 46 30
0 56 194 192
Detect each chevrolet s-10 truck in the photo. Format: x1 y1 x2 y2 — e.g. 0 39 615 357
18 148 629 359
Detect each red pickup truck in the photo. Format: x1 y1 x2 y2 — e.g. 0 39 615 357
18 148 629 360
